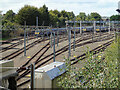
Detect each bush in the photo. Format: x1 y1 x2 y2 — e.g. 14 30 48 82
57 40 119 88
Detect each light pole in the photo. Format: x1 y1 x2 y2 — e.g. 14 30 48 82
116 9 120 32
116 8 120 62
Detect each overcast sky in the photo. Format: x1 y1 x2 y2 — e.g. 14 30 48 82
0 0 119 16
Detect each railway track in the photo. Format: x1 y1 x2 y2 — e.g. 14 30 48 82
17 32 108 73
1 31 95 60
0 37 23 45
1 38 48 60
16 33 94 73
0 37 35 53
17 33 114 87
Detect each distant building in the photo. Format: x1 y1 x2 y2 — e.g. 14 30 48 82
102 16 110 21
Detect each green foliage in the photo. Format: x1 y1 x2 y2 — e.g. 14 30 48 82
39 4 50 26
2 10 16 26
90 12 101 21
57 41 119 88
76 12 86 21
49 10 75 27
110 15 120 21
0 11 2 26
16 5 40 25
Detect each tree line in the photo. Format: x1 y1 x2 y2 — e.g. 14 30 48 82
1 4 120 28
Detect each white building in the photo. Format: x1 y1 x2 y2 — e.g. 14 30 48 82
102 16 110 21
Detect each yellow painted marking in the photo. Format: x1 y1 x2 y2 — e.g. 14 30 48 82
35 32 39 34
74 56 77 58
83 29 86 31
26 74 31 77
98 56 101 58
21 39 24 40
27 56 31 59
82 67 85 69
96 29 100 31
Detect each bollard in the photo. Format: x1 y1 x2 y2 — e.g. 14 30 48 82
53 32 56 62
31 63 35 90
24 21 26 56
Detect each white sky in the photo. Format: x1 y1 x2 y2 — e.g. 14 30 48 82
0 0 119 16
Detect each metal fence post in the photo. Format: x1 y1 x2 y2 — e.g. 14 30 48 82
31 63 35 90
103 22 104 27
36 17 38 39
68 27 71 59
100 20 102 41
57 30 59 47
27 27 28 43
94 21 96 34
73 17 76 51
24 21 26 56
50 32 53 48
109 20 111 34
80 21 82 35
53 32 55 62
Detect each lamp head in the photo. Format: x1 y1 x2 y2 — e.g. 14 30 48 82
116 9 120 13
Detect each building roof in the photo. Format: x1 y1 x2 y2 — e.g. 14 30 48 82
35 62 66 80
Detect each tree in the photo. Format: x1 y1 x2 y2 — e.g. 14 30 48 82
49 10 58 27
39 5 50 26
110 15 120 21
16 5 40 25
4 10 15 22
85 14 91 21
0 11 2 26
2 10 15 26
67 11 75 20
58 16 66 27
76 12 86 21
89 12 101 21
